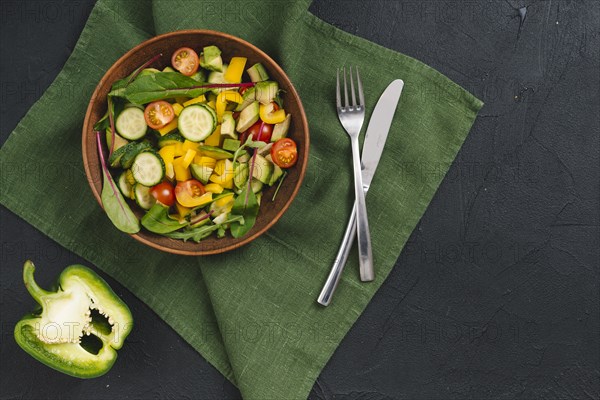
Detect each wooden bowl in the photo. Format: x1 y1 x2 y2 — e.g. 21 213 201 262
82 30 309 256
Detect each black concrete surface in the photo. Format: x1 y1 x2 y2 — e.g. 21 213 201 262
1 1 598 399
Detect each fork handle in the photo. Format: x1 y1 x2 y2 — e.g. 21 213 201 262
317 200 359 306
351 138 374 282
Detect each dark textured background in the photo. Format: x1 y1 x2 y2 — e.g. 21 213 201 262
1 1 599 399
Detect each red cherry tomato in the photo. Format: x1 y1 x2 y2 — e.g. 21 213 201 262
175 179 206 208
271 138 298 168
150 182 175 206
144 101 175 130
171 47 199 76
246 121 273 143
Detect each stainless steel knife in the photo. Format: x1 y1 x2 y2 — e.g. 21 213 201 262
317 79 405 306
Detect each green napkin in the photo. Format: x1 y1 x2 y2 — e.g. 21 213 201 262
0 0 483 398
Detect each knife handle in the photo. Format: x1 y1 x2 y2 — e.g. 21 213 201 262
317 201 358 306
351 138 375 282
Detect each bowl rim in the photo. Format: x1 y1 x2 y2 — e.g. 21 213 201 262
82 29 309 256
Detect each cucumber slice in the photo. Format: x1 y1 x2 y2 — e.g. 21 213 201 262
108 142 134 168
131 151 165 186
133 184 156 210
178 104 216 142
116 107 147 140
157 132 185 148
120 142 152 169
118 171 134 198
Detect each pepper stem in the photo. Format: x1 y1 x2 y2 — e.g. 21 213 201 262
23 260 52 304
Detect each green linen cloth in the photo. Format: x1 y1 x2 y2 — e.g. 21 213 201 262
0 0 483 398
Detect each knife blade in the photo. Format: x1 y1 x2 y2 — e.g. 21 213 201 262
361 79 405 190
317 79 404 306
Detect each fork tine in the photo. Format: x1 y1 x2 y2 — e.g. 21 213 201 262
343 66 349 108
349 66 357 107
336 68 341 109
356 67 365 107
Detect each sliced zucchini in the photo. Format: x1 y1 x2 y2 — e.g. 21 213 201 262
178 104 216 142
131 150 165 186
133 183 156 210
115 107 147 140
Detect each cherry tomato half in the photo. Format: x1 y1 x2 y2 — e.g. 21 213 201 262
175 179 206 208
171 47 199 76
150 182 175 206
245 121 273 143
271 138 298 168
144 101 175 130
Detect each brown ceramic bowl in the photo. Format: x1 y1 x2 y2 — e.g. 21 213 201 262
82 30 309 256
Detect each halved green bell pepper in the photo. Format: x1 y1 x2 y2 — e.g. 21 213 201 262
14 260 133 378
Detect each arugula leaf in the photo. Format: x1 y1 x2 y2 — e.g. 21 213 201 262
120 72 210 104
232 135 266 165
141 202 187 234
272 171 288 201
230 187 259 238
93 111 109 131
164 215 244 242
96 132 140 234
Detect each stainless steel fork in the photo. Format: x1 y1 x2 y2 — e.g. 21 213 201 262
336 67 374 281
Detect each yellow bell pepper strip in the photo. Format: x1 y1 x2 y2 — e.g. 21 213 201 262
259 102 286 124
183 95 206 107
216 91 243 122
182 149 197 168
158 145 176 165
165 162 175 180
181 140 199 153
224 57 247 83
177 190 212 208
175 202 192 218
172 103 184 116
14 261 133 379
204 183 224 194
158 118 178 135
204 125 222 147
209 172 233 186
173 142 185 157
173 157 191 181
195 156 217 169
